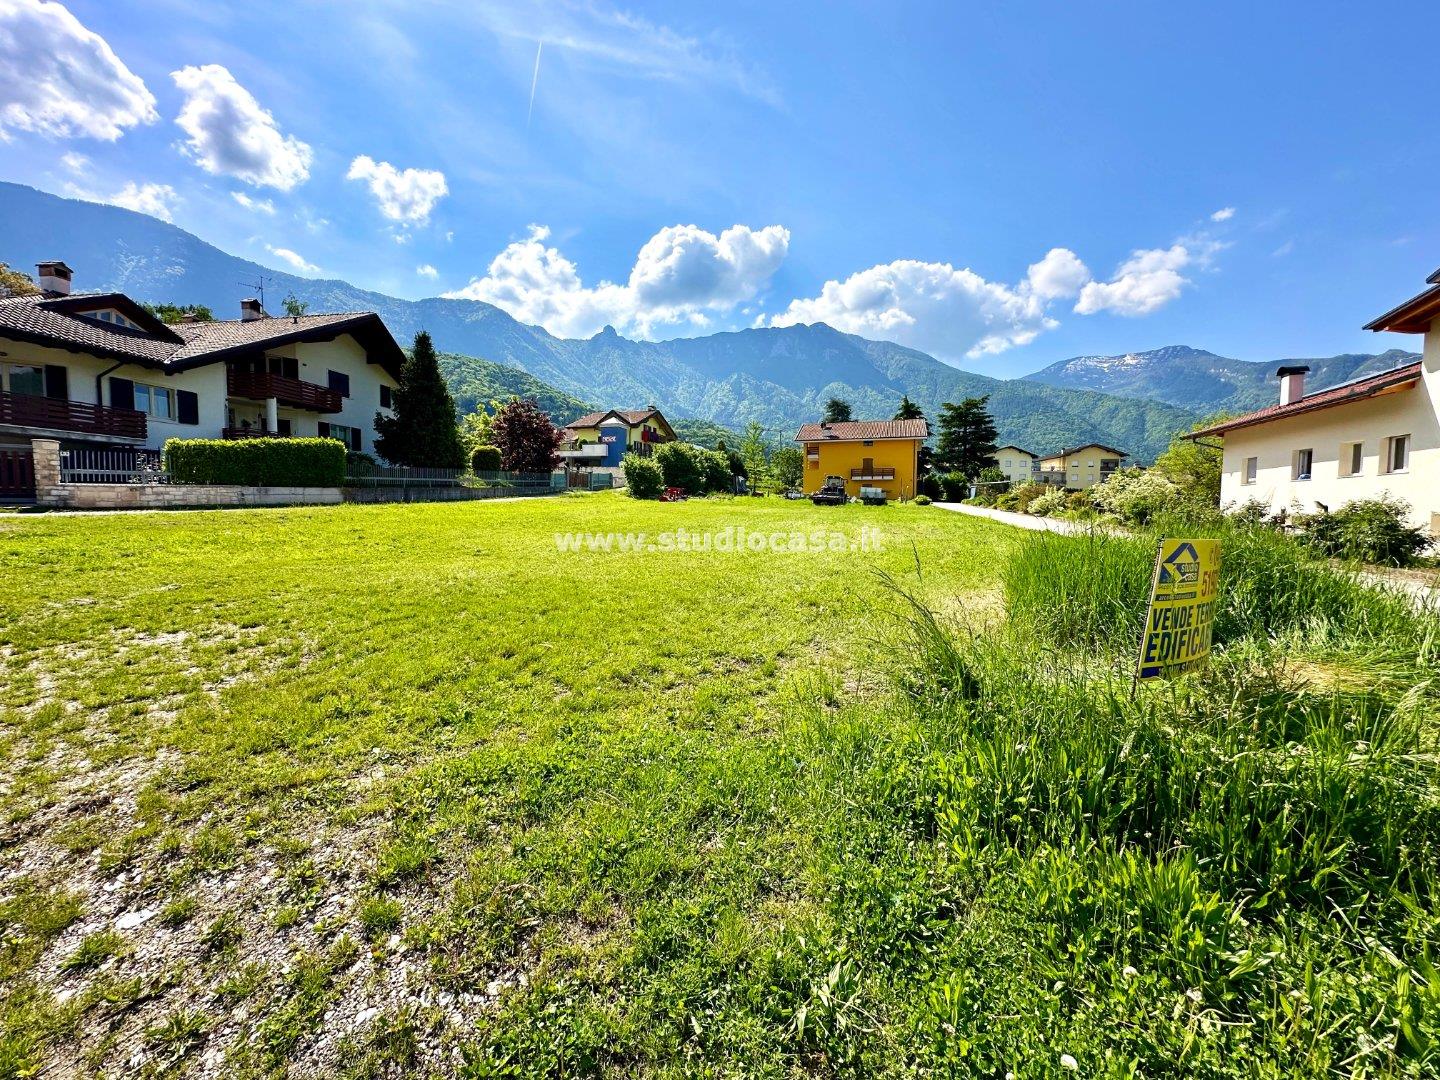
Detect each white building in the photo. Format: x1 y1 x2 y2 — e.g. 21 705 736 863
0 262 403 493
1190 268 1440 535
993 444 1039 486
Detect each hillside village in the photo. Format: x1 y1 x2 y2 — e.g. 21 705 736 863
3 2 1440 1078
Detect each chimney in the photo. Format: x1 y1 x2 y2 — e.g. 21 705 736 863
36 260 73 297
1277 365 1309 406
240 298 267 322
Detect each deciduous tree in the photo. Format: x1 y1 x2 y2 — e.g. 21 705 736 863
491 397 563 473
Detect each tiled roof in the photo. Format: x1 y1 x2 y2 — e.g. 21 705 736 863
169 312 376 361
1187 361 1424 438
0 294 402 375
0 294 179 364
1040 443 1129 460
794 419 930 442
565 408 665 429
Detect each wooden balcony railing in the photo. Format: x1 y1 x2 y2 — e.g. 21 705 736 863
227 369 342 413
0 390 146 440
850 467 896 481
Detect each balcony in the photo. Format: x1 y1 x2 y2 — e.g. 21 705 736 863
557 442 608 459
0 390 146 441
227 369 342 413
850 467 896 481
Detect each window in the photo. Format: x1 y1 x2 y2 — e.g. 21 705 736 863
321 422 362 451
1 363 44 397
1384 434 1410 474
380 384 393 409
862 439 873 446
1243 457 1258 485
1003 459 1012 468
133 382 175 420
327 370 351 397
1293 448 1313 481
84 309 137 329
266 355 300 379
1340 441 1363 478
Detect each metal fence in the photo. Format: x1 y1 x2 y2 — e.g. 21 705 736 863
343 464 465 488
59 447 168 484
472 470 567 496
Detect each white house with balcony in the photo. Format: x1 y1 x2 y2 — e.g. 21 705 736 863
1188 267 1440 536
0 262 404 497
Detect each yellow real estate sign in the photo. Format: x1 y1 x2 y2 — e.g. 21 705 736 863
1136 538 1221 681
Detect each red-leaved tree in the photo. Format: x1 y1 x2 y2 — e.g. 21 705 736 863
491 398 563 472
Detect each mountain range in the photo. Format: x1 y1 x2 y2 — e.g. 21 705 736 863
1 181 1412 461
1025 344 1420 415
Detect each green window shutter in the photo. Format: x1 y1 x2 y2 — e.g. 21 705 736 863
176 389 200 425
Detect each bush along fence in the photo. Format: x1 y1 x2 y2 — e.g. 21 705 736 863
30 437 610 509
31 438 342 510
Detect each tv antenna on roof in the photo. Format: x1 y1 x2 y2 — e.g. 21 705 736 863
237 274 273 309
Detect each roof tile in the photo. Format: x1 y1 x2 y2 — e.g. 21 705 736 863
794 419 929 442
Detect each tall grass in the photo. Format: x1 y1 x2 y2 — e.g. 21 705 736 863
849 525 1440 1073
1003 522 1432 656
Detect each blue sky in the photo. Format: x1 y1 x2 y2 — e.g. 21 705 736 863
2 0 1437 375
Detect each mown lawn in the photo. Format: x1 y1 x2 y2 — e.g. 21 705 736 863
0 494 1012 1077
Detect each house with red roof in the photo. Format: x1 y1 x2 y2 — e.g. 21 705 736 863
793 418 929 501
1188 268 1440 535
557 407 676 470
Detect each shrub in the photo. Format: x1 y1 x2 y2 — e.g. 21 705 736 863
914 494 932 506
1090 467 1183 526
164 438 346 487
470 445 503 473
652 443 732 495
622 453 664 499
997 481 1048 514
1294 495 1433 567
1027 490 1067 517
918 474 943 500
938 471 969 502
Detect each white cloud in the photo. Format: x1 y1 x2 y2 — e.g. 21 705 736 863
445 222 789 338
1210 206 1236 222
1025 248 1092 301
265 244 319 273
231 191 275 214
416 263 439 279
171 64 312 190
67 179 178 222
346 155 447 225
1074 245 1191 317
0 0 157 140
767 247 1091 360
59 150 88 172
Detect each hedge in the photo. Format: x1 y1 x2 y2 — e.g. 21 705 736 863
163 437 347 487
470 444 502 473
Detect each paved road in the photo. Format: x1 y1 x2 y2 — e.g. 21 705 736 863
933 501 1096 534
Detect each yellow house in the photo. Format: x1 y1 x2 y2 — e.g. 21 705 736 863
794 418 928 500
1037 443 1128 490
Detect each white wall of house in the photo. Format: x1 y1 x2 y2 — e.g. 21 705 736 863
994 447 1037 485
1218 333 1439 535
259 334 398 454
1 330 400 454
0 337 224 450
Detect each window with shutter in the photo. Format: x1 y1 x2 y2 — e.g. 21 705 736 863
327 370 351 397
350 427 362 451
380 385 392 409
318 422 330 438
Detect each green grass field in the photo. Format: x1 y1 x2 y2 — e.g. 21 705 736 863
2 494 1437 1077
0 495 1010 1077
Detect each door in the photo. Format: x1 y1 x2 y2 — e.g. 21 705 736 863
0 450 35 498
